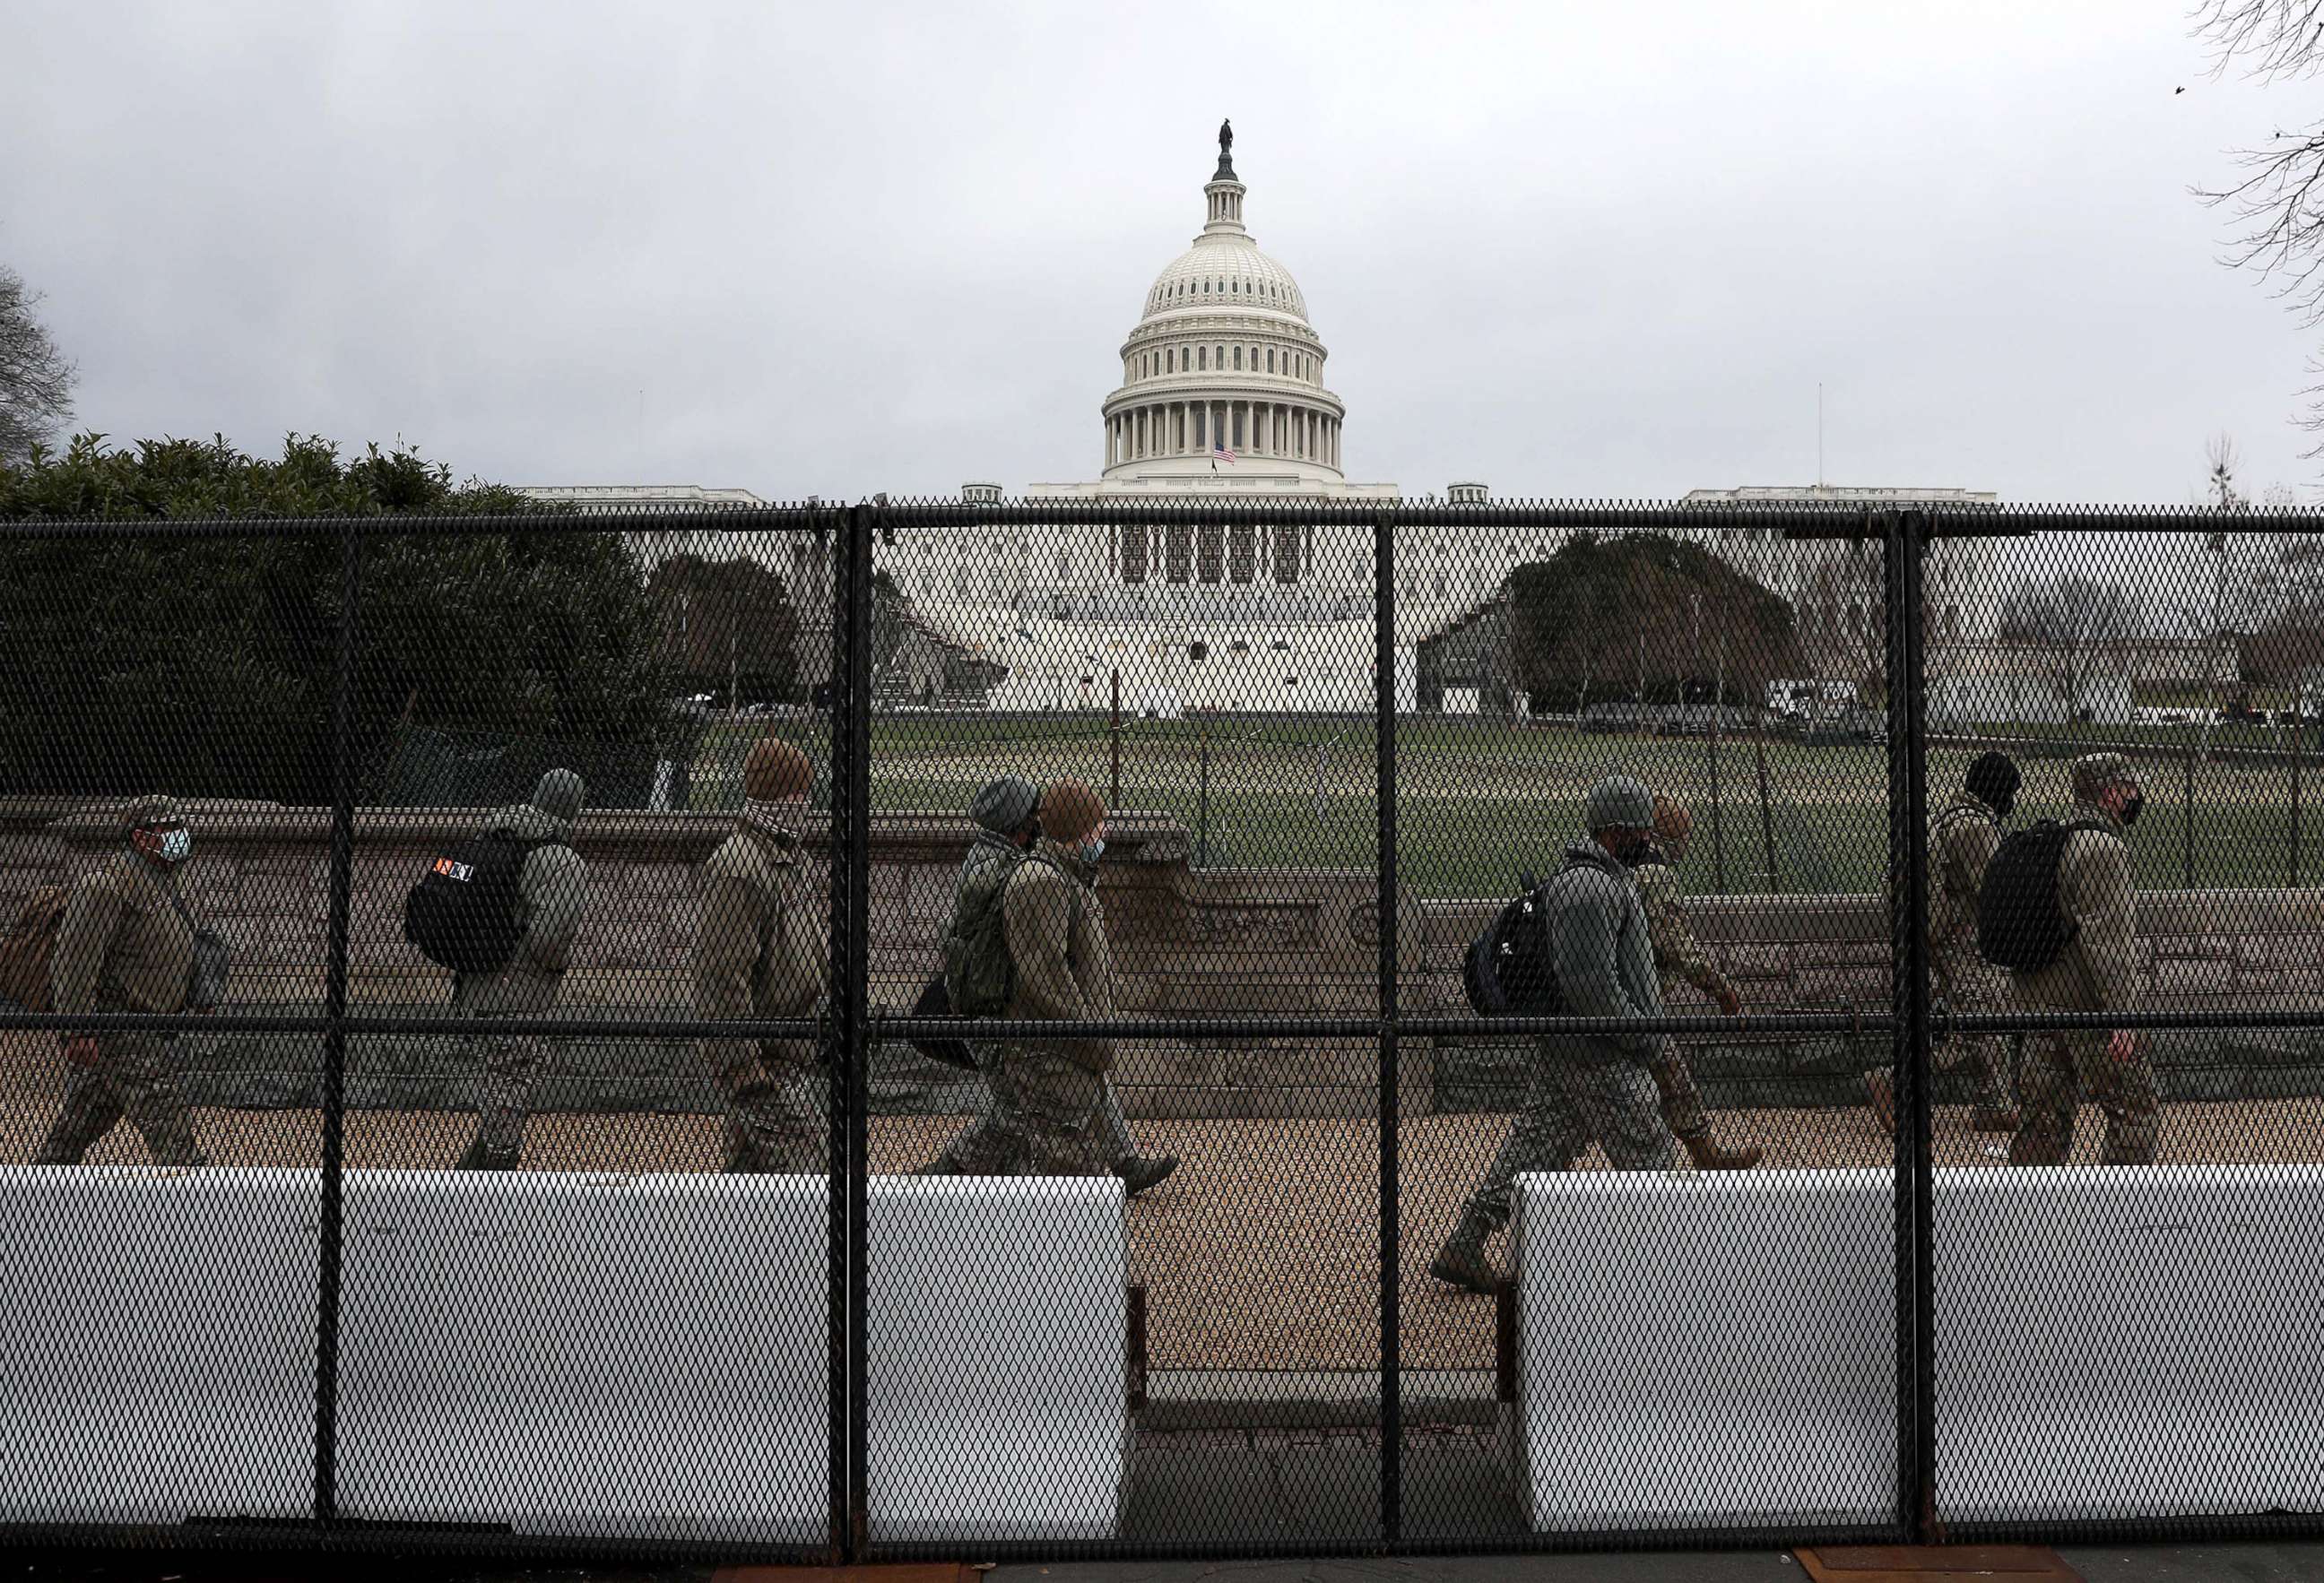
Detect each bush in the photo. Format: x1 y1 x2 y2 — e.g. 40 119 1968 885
0 434 675 804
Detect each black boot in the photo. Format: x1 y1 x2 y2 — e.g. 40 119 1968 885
455 1136 518 1171
1114 1154 1178 1198
1427 1207 1502 1294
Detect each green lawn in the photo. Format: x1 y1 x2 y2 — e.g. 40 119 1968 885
689 715 2324 898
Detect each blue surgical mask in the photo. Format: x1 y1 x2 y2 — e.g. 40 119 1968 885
1080 837 1106 864
157 828 192 863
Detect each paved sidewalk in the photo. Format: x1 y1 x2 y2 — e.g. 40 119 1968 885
11 1540 2324 1582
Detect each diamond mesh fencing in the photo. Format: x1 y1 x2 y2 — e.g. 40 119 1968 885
0 498 2317 1561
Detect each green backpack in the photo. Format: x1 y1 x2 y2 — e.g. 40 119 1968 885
941 846 1028 1017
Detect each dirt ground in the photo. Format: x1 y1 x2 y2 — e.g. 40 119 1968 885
5 1091 2316 1371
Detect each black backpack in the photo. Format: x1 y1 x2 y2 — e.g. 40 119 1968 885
1975 818 2110 973
1462 869 1564 1017
403 829 559 975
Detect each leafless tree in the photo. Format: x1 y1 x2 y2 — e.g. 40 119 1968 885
1998 572 2139 719
0 265 75 466
2188 6 2324 453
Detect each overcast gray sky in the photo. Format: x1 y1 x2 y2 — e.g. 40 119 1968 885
4 0 2315 506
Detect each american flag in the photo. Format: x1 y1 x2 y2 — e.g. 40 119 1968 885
1211 437 1236 467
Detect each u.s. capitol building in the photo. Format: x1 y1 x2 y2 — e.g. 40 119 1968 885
530 125 2005 716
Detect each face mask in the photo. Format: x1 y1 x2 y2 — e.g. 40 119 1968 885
1079 837 1106 865
2119 793 2144 828
158 827 192 862
746 797 806 837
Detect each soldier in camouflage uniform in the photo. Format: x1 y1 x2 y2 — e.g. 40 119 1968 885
35 794 207 1167
1430 775 1683 1294
450 770 589 1170
1866 752 2021 1136
1626 796 1761 1171
2008 752 2158 1166
915 775 1175 1193
695 739 830 1172
955 777 1121 1177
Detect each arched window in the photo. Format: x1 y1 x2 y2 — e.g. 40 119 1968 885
1166 523 1193 584
1266 348 1275 372
1166 349 1174 373
1198 346 1208 370
1228 523 1256 584
1216 343 1225 368
1272 523 1301 585
1234 347 1243 369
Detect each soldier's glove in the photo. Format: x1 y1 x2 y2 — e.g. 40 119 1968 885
2105 1029 2138 1064
1713 985 1742 1017
62 1034 100 1068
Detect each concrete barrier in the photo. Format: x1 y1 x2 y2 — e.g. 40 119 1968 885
335 1172 1126 1542
0 1167 320 1526
336 1171 831 1541
1934 1163 2324 1524
1504 1168 1898 1533
1507 1163 2324 1533
866 1176 1129 1541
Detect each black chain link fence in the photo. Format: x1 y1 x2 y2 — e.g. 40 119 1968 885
0 498 2318 1563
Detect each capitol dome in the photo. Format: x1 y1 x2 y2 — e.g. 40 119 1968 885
1101 125 1344 482
1140 238 1309 324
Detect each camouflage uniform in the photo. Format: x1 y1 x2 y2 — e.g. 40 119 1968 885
1454 837 1681 1233
931 832 1135 1175
956 836 1117 1177
1631 857 1736 1142
1926 790 2015 1118
2009 756 2157 1166
36 842 205 1167
696 813 830 1172
450 788 587 1168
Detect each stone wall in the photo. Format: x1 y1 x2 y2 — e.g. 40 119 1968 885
1423 887 2324 1110
6 796 2320 1116
0 799 1427 1118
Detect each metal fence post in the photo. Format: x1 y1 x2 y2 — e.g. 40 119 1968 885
841 499 876 1556
1374 508 1400 1545
314 515 360 1535
2183 741 2197 890
1756 709 1782 892
823 502 853 1561
1884 509 1937 1540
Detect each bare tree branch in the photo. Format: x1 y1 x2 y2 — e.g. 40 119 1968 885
0 265 77 466
2192 0 2324 82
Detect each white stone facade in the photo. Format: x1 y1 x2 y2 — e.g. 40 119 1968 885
523 140 2010 717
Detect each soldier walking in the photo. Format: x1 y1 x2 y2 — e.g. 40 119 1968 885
916 775 1175 1193
696 738 830 1172
1867 751 2023 1136
1429 775 1683 1294
449 769 588 1170
1626 795 1761 1171
950 777 1121 1176
35 795 208 1167
2007 752 2157 1166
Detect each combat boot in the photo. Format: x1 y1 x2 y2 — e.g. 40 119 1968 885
1681 1132 1763 1171
1969 1106 2020 1135
1426 1207 1502 1295
1114 1153 1178 1198
454 1137 518 1171
1865 1070 1896 1136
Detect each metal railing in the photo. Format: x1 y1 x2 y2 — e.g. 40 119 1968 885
0 496 2320 1562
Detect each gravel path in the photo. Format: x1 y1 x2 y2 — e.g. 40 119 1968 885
4 1089 2316 1371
